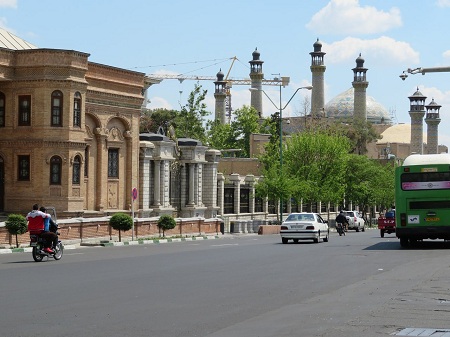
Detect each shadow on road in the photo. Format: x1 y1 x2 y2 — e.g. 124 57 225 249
364 239 450 250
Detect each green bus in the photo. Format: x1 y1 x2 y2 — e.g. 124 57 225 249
395 153 450 247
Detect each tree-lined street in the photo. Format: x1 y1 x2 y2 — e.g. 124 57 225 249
2 231 450 337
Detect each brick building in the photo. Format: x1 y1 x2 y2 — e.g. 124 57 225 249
0 29 144 217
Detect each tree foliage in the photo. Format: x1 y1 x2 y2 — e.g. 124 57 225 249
344 155 395 218
109 213 133 242
206 105 263 157
140 108 179 134
176 83 209 143
283 131 350 205
157 214 177 237
5 214 27 248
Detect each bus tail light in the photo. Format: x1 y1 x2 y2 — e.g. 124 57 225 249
400 213 407 227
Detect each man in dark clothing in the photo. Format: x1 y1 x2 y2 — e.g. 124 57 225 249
335 211 349 232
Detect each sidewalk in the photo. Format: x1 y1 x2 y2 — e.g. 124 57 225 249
0 234 224 254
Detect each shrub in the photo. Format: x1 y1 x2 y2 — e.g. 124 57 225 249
109 213 133 242
5 214 28 248
157 215 177 237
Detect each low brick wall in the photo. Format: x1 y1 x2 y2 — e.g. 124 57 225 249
258 225 281 235
0 217 222 248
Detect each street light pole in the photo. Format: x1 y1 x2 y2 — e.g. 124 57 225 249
251 84 313 224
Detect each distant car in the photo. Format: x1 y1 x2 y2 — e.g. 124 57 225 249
280 212 329 244
345 211 365 232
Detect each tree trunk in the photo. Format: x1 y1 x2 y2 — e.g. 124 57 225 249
15 234 19 248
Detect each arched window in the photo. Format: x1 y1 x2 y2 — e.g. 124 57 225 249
50 156 62 185
72 155 81 184
51 90 63 126
73 92 81 127
18 95 31 126
0 92 5 127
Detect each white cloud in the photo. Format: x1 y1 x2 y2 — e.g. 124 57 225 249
0 0 16 8
147 96 174 110
323 36 420 64
307 0 402 35
436 0 450 7
443 50 450 60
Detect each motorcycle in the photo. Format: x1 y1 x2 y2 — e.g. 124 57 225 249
336 222 346 236
29 206 63 262
29 232 63 262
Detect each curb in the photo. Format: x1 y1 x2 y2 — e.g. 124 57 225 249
99 235 220 247
0 235 221 253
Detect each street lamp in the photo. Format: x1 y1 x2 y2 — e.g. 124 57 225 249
250 84 313 223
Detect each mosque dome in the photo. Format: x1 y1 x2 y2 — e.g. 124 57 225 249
376 123 420 144
324 87 392 124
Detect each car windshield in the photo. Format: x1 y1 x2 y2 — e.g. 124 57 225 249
286 214 315 221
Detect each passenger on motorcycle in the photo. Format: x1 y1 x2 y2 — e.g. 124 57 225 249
26 204 54 254
40 207 58 253
335 211 349 232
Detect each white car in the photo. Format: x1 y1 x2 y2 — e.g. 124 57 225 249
280 212 329 244
345 211 365 232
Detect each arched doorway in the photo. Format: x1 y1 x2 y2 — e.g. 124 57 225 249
0 156 4 211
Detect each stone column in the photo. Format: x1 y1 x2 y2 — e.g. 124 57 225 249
94 129 107 212
153 160 161 206
188 163 195 205
125 131 133 209
139 143 154 213
217 173 224 216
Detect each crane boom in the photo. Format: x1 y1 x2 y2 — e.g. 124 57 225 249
399 66 450 80
145 74 287 86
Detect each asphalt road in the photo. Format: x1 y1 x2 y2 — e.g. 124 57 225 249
1 230 450 337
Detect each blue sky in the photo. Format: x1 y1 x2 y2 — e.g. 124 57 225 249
2 0 450 147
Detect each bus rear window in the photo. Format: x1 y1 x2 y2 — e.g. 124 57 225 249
401 172 450 190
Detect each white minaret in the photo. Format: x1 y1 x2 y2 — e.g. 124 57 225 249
425 98 441 154
249 48 264 117
310 38 326 118
352 54 368 123
408 88 426 154
214 69 227 124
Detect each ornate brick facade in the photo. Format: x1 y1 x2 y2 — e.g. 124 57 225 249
0 48 144 217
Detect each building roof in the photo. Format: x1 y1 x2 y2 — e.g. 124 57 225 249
325 87 392 124
0 27 37 50
376 123 425 144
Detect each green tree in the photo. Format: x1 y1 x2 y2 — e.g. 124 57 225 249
283 131 350 215
345 155 395 219
206 105 263 157
109 213 133 242
175 83 209 143
140 108 179 134
5 214 27 248
206 119 236 151
157 214 177 237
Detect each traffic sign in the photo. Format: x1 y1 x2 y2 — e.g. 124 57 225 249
132 187 138 201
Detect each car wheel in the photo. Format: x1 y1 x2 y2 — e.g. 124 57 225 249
362 225 365 232
282 237 288 244
323 229 329 242
314 231 320 243
356 226 360 232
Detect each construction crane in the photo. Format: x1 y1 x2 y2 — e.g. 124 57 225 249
399 66 450 80
146 56 290 122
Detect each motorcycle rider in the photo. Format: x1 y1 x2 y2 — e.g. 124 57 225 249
335 210 349 232
26 204 53 254
39 207 58 254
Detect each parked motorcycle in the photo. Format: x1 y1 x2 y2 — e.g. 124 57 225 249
336 222 346 236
